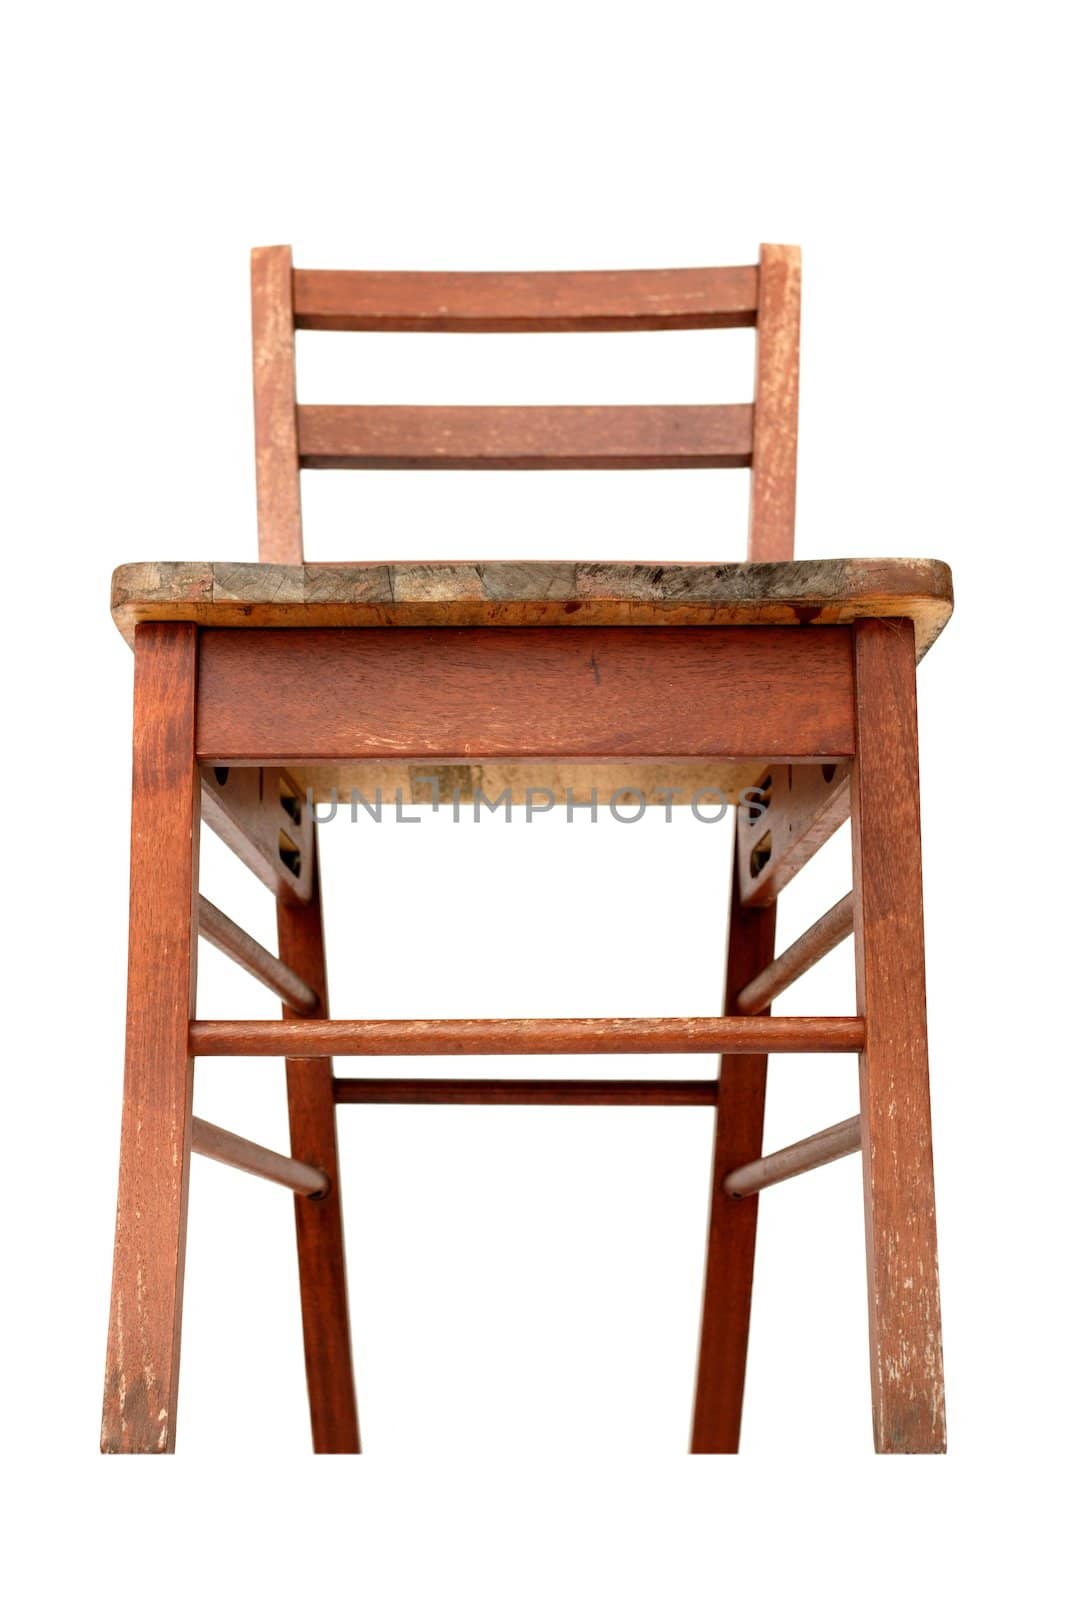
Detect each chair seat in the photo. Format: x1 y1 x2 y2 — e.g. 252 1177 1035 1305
113 558 951 806
112 557 952 656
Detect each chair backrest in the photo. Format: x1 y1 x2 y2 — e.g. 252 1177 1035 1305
250 244 800 566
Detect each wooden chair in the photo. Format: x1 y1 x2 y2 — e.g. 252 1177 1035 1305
102 245 950 1454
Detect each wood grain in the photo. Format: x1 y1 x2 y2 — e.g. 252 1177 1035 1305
251 245 303 562
690 830 777 1452
748 244 801 560
292 265 759 332
102 624 199 1453
190 1016 865 1056
296 404 753 470
111 558 955 660
277 849 360 1453
195 625 855 764
851 619 945 1452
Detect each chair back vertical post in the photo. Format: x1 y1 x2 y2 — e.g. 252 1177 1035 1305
747 243 801 560
251 245 303 562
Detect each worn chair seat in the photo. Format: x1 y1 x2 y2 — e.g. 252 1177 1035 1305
112 556 952 650
113 556 952 807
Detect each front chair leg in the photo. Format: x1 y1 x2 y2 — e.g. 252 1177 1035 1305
852 619 946 1452
102 624 200 1453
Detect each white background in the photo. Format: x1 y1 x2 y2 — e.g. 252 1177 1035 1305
5 1 1061 1593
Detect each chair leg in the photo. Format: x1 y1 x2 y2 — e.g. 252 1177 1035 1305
277 843 360 1452
852 619 946 1452
102 624 200 1453
690 827 777 1452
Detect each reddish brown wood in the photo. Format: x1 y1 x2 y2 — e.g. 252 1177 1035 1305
297 404 753 470
748 244 801 560
851 619 945 1452
251 245 303 563
191 1016 864 1056
190 1117 328 1197
103 247 953 1456
737 760 851 906
724 1116 861 1198
200 763 314 904
277 850 360 1453
333 1079 719 1105
735 893 854 1015
197 895 317 1014
292 265 759 332
690 830 777 1453
102 624 200 1453
196 626 855 764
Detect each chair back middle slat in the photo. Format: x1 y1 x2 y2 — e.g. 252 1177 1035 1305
297 403 754 471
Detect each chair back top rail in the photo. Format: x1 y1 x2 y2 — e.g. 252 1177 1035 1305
251 244 800 564
292 266 759 332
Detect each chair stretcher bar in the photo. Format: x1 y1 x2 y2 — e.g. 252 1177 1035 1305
190 1116 328 1197
333 1078 720 1106
197 895 318 1015
724 1115 862 1198
735 893 855 1015
189 1016 865 1057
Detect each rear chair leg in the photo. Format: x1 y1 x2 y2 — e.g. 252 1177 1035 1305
277 845 360 1452
690 827 777 1452
852 619 946 1452
102 624 200 1453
